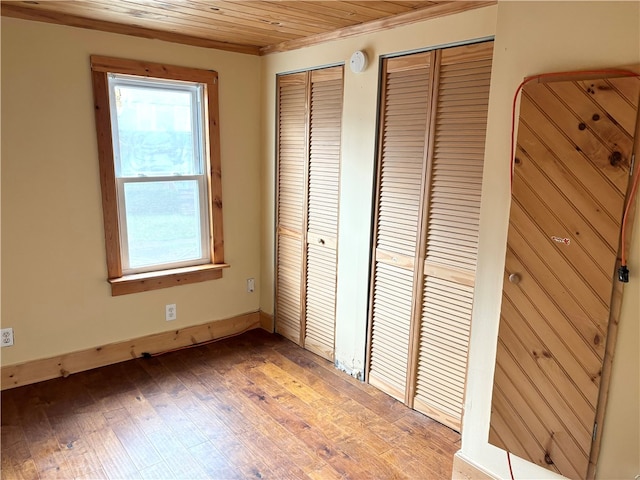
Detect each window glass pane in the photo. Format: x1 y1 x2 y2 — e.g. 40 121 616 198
123 180 206 269
113 83 202 177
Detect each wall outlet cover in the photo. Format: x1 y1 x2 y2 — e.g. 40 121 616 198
1 328 14 347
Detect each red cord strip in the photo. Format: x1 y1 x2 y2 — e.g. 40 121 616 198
507 450 515 480
510 69 640 267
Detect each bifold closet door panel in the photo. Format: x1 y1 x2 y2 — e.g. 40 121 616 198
489 75 640 479
276 67 343 359
368 52 433 401
367 41 493 430
304 67 343 361
413 42 493 431
275 73 308 345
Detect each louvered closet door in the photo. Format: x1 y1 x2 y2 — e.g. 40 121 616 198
368 52 433 401
368 41 493 429
276 67 343 359
275 73 308 345
304 67 343 361
412 42 494 431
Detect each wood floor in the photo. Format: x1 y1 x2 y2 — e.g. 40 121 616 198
1 329 461 479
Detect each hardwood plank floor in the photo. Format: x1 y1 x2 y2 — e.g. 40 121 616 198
1 329 460 479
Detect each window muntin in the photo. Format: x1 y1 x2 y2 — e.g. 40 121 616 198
107 74 211 274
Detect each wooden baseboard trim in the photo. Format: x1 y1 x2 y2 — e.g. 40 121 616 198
259 310 274 332
452 452 496 480
1 311 262 390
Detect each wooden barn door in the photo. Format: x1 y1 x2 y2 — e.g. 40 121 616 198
368 41 493 431
489 75 640 479
275 66 344 361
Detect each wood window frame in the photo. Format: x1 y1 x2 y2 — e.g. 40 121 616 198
90 55 228 296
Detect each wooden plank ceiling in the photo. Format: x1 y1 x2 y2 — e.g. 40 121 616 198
0 0 495 55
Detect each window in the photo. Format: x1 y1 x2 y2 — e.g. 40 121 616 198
91 56 227 296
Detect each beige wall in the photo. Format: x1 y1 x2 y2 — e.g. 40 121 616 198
1 18 262 365
465 2 640 479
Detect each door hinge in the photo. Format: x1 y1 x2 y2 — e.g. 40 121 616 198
592 422 598 441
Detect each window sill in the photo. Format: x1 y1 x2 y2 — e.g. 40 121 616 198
108 263 230 296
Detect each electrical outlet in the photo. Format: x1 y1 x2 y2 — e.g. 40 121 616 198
247 278 255 293
1 328 14 347
165 304 177 321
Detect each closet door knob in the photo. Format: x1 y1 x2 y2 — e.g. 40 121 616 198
509 273 521 284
